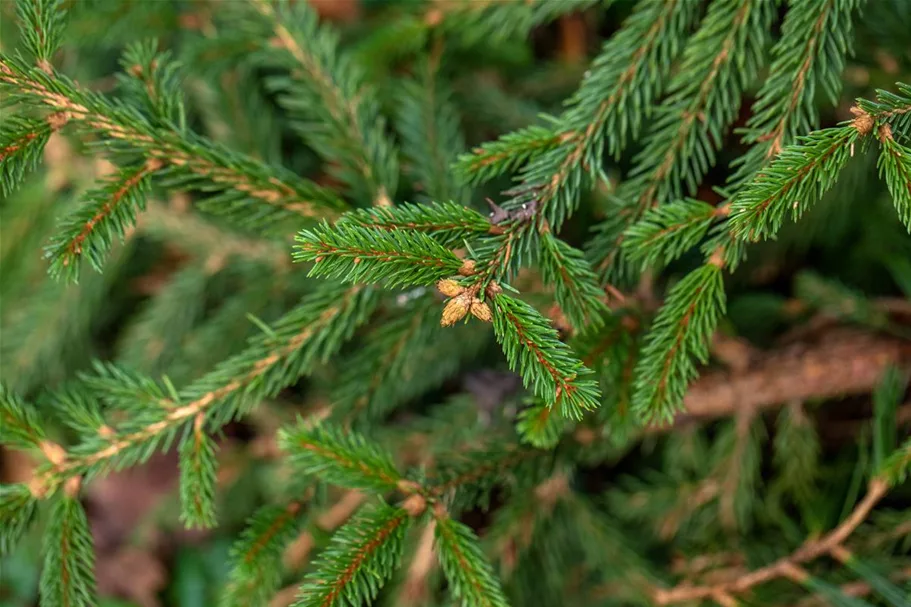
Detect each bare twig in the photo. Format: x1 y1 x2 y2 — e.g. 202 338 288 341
653 479 891 604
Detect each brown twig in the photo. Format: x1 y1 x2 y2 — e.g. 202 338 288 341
653 478 891 604
665 328 909 428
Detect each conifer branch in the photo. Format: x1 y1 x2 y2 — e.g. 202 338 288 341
294 223 466 288
396 62 469 205
45 158 162 282
508 0 698 235
0 484 38 555
617 0 868 430
0 115 58 196
178 413 219 529
32 284 375 494
279 423 403 493
16 0 67 72
728 0 864 187
589 0 772 279
428 0 600 47
632 264 727 424
1 384 47 450
491 293 600 419
729 126 860 241
433 505 510 607
332 296 485 421
625 0 772 212
538 232 609 331
292 503 409 607
335 201 494 248
876 126 911 232
249 0 398 206
516 398 571 449
859 82 911 141
284 491 367 572
430 446 546 513
40 494 97 607
454 125 566 186
622 199 722 271
0 55 345 229
116 39 187 129
222 499 306 607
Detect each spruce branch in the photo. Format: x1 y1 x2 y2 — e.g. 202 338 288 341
538 232 609 331
335 201 494 248
0 484 38 555
45 158 162 282
221 499 306 607
284 491 367 573
729 126 860 242
0 114 57 196
433 506 510 607
491 293 600 419
78 360 174 416
248 0 398 206
612 0 868 433
115 38 187 129
1 383 47 450
429 0 601 47
773 403 821 506
50 387 109 441
632 264 726 425
589 0 772 280
728 0 864 187
294 223 466 288
279 423 403 493
876 126 911 232
332 296 485 421
15 0 67 72
878 438 911 486
430 446 547 514
292 503 409 607
872 366 905 471
32 284 375 495
516 401 567 449
859 82 911 141
624 0 772 211
178 413 219 529
396 62 469 205
0 54 345 231
40 494 97 607
453 124 566 186
621 199 722 271
509 0 698 234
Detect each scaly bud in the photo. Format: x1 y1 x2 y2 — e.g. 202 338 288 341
437 278 464 298
469 299 493 322
458 259 477 276
441 293 470 327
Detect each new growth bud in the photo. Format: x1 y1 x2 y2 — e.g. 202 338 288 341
441 293 471 326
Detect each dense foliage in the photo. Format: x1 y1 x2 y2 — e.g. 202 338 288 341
1 1 910 606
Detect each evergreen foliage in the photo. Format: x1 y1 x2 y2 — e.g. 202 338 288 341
1 0 910 606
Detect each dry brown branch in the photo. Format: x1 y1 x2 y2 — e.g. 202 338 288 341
669 328 909 427
653 478 891 604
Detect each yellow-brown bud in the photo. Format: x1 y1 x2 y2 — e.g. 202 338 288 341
441 294 470 327
469 299 493 322
458 259 477 276
436 278 464 298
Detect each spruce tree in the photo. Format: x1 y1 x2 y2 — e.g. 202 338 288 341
1 1 910 606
